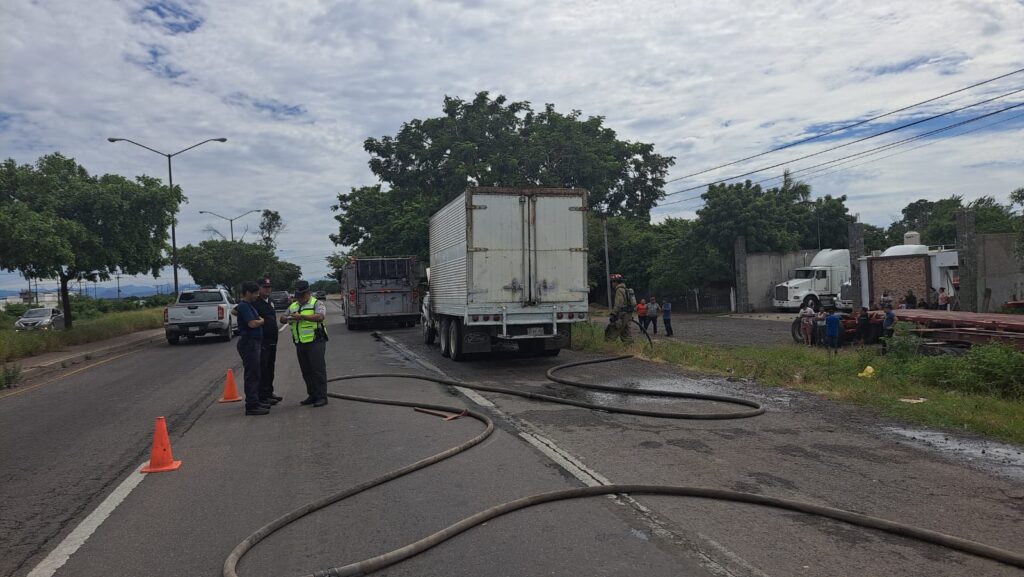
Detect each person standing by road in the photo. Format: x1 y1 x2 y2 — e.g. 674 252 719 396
799 303 815 346
605 274 633 343
646 297 660 335
856 306 870 345
825 308 842 353
236 281 268 416
938 287 950 310
281 280 329 407
254 277 282 406
636 299 648 331
662 298 673 337
814 306 827 346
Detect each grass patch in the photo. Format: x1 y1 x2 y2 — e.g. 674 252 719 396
572 323 1024 445
0 308 163 363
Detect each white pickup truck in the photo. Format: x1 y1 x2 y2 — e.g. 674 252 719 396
164 288 236 345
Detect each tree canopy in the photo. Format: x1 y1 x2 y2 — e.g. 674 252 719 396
332 92 675 259
178 240 302 294
0 153 179 327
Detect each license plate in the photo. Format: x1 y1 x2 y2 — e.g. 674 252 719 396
188 326 200 332
528 327 545 336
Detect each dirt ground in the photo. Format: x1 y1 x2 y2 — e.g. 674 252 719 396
599 313 796 348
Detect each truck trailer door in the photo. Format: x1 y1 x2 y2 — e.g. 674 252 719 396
531 193 586 303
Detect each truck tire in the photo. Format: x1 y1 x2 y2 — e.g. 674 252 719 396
448 318 465 361
220 319 233 342
166 333 179 346
791 319 802 343
422 316 437 345
439 318 451 358
802 295 820 311
346 317 355 331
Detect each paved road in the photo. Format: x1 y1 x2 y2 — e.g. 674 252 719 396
385 324 1024 577
4 305 714 577
4 308 1021 576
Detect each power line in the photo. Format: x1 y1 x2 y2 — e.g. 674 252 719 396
665 66 1024 184
661 86 1024 198
655 102 1024 210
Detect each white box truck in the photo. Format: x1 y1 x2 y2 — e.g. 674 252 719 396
421 187 590 360
772 248 851 311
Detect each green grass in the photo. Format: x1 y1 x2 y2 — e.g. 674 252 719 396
572 323 1024 445
0 308 164 365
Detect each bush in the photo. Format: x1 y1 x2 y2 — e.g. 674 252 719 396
0 308 163 361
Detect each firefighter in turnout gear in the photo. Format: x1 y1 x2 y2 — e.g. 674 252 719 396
605 273 634 343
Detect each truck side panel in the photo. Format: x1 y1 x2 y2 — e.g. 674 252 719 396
430 192 468 316
468 191 525 305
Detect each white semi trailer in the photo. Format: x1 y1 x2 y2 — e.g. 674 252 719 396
421 187 590 360
772 249 851 311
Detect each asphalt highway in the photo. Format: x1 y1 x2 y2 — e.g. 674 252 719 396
2 305 1022 577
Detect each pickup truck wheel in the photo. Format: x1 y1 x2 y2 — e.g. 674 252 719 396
346 317 355 331
166 334 179 346
221 320 233 342
448 318 465 361
439 319 451 358
422 316 437 345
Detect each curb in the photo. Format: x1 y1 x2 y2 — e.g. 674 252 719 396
16 333 166 382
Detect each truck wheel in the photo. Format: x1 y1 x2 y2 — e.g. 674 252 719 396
791 319 802 343
220 319 233 342
802 295 820 310
448 318 465 361
166 333 179 346
422 316 437 345
346 317 355 331
439 319 451 358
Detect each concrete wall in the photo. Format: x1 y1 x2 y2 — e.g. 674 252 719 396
744 249 818 311
976 233 1024 311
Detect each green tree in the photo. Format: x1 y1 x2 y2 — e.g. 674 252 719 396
258 209 286 249
0 154 179 328
332 92 675 259
1010 187 1024 261
886 195 1017 246
862 224 889 253
178 240 302 294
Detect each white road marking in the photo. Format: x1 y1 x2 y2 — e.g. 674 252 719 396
378 333 766 577
26 462 149 577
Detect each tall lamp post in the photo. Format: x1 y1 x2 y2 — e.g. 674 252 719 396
198 209 262 242
107 137 227 294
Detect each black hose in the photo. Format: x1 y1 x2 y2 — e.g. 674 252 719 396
224 357 1023 577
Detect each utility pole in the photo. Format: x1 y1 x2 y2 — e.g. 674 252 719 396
603 214 612 309
116 272 122 300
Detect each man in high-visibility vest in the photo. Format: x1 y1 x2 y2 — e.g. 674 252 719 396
280 280 329 407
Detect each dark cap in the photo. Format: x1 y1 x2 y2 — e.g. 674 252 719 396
293 280 310 294
258 277 272 287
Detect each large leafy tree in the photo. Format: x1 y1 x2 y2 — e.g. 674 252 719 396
178 240 301 294
332 92 675 259
885 195 1017 246
0 154 179 328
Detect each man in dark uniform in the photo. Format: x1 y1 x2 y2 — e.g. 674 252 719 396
254 277 282 405
235 281 268 416
281 280 329 407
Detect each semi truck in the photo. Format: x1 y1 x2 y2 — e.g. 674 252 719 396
421 187 590 360
772 249 851 311
340 256 421 329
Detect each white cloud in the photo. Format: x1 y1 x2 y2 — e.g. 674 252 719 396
1 0 1022 290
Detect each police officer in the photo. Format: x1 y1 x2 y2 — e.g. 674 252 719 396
280 280 329 407
254 277 282 405
606 273 634 343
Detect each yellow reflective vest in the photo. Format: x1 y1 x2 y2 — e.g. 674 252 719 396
288 297 326 344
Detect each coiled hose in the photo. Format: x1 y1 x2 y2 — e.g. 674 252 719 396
223 356 1024 577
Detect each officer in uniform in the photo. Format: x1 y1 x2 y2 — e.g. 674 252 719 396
280 280 329 407
253 277 282 405
606 273 633 343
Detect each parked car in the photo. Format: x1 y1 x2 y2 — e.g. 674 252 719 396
314 290 326 299
164 289 235 345
14 307 65 331
270 290 291 310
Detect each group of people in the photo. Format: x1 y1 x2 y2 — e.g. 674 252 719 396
605 274 674 342
635 297 673 336
797 304 845 351
878 287 952 311
234 278 329 416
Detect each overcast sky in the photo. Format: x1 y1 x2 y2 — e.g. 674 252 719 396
1 0 1022 292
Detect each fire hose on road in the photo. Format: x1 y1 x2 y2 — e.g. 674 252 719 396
223 355 1024 577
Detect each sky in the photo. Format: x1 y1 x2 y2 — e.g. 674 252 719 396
1 0 1022 292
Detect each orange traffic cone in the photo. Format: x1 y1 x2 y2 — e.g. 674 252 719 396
140 417 182 473
218 369 242 403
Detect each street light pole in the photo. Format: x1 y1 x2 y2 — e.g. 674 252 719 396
198 209 261 242
107 137 227 294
